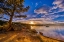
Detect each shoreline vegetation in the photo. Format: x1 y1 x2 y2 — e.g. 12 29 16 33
0 20 64 42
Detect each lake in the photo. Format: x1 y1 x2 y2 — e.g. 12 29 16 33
31 26 64 40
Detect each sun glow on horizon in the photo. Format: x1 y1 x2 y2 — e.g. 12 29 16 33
29 21 35 24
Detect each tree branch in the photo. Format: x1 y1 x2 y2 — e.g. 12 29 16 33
4 10 11 16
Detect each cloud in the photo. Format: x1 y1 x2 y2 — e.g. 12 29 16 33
35 3 38 7
27 18 56 24
53 0 62 5
13 17 56 24
13 0 64 23
51 0 64 12
13 15 64 24
34 0 64 22
13 12 64 23
34 0 64 14
42 14 64 20
26 14 38 18
34 5 50 14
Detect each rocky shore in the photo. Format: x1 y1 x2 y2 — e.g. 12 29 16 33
0 28 64 42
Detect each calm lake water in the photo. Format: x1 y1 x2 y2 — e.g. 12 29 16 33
31 26 64 40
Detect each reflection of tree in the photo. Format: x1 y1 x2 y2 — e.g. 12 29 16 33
0 0 29 31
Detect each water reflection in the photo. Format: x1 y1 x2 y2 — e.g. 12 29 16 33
31 26 64 40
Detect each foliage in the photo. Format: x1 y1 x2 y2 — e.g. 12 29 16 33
0 20 6 25
0 0 29 17
0 0 29 30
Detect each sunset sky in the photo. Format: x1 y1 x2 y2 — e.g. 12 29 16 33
1 0 64 23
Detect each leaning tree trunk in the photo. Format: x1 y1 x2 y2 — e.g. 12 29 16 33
7 11 14 31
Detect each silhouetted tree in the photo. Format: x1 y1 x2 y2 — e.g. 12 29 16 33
0 0 29 31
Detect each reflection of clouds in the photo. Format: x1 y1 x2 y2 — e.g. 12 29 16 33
31 26 64 40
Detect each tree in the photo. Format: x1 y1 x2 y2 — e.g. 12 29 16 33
0 0 29 31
